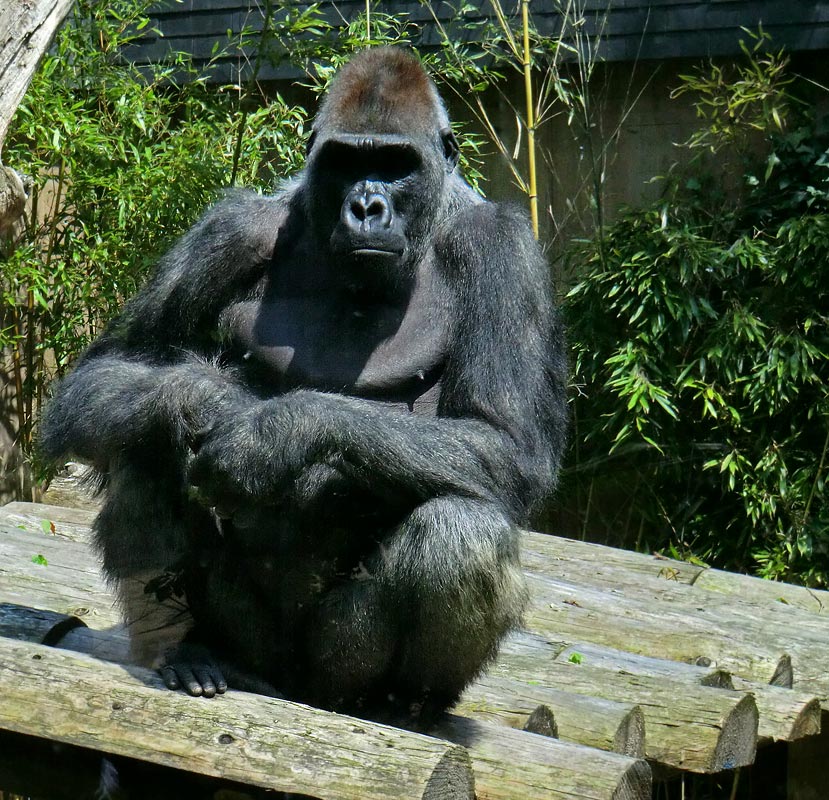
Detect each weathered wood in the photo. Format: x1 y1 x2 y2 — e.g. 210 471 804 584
506 631 733 688
1 501 96 542
0 0 76 151
0 602 130 662
559 642 819 744
0 637 475 800
730 678 821 743
694 569 829 616
434 715 651 800
505 632 819 745
494 650 759 772
524 571 794 687
523 531 829 616
0 522 120 627
525 566 829 706
788 711 829 800
458 674 646 758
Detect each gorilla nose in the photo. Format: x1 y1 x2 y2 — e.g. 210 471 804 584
343 190 392 232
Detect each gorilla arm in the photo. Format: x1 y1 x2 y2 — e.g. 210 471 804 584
189 203 568 524
39 191 287 469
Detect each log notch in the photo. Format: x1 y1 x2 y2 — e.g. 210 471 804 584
0 637 475 800
435 715 651 800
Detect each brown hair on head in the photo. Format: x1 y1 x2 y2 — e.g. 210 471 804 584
314 47 450 139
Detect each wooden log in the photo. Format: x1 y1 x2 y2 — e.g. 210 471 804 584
525 568 829 705
494 649 758 773
506 630 733 688
7 504 829 619
434 715 651 800
0 501 96 543
506 631 819 745
0 603 131 663
0 523 121 627
730 677 822 743
694 569 829 617
0 0 76 150
0 637 474 800
524 572 794 687
788 711 829 800
522 530 829 617
457 674 646 757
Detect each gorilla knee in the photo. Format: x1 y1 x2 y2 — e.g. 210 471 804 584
383 497 528 698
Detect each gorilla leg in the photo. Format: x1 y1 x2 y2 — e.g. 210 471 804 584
307 496 527 723
93 461 194 670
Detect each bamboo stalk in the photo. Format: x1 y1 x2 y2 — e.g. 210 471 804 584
521 0 539 239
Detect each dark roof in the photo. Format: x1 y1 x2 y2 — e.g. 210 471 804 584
129 1 829 82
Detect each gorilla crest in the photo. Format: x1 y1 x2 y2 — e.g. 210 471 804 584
40 47 568 728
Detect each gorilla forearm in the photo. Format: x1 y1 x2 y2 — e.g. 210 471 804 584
306 392 552 516
39 354 249 468
189 389 553 522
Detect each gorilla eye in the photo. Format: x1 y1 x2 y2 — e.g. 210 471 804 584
316 140 421 185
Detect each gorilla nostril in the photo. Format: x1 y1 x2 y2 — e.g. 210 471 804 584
350 199 366 222
367 199 386 218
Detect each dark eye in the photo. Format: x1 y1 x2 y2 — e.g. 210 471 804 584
315 141 421 185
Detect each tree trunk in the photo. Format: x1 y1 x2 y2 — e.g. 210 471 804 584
0 0 75 229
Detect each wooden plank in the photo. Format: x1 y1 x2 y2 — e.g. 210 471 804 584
523 551 829 701
435 716 651 800
1 507 816 747
0 637 475 800
0 604 651 799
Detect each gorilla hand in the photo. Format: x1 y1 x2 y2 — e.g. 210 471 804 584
187 395 331 514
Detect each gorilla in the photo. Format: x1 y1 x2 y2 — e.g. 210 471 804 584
40 47 567 726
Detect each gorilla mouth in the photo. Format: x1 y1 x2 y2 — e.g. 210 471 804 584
350 247 402 259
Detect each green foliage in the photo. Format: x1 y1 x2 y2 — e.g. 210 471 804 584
1 0 308 467
564 37 829 585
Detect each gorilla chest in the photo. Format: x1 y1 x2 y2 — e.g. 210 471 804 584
222 295 448 400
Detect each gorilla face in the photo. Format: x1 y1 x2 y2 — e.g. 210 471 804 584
306 129 458 299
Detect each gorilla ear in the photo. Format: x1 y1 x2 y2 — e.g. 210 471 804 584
306 130 317 157
440 127 460 172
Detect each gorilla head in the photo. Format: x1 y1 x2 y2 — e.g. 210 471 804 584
304 48 460 297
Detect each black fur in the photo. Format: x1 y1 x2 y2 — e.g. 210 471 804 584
39 47 567 727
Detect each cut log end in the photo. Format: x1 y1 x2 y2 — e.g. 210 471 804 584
422 747 475 800
612 758 652 800
710 694 759 772
523 705 558 737
770 655 794 688
614 706 646 759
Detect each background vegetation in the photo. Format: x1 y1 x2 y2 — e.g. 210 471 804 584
1 2 827 588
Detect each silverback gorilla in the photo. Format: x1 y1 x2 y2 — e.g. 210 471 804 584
40 48 567 726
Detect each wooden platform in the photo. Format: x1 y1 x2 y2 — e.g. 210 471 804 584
1 501 829 799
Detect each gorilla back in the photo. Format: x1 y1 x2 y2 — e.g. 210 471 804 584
39 47 568 726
